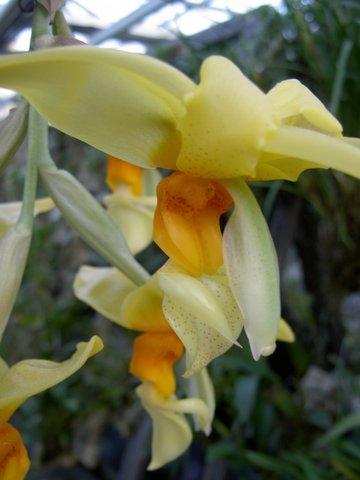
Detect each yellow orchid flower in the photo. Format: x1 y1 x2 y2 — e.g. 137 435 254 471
73 261 294 468
0 336 103 479
104 156 160 255
74 264 219 468
0 47 357 180
0 47 344 359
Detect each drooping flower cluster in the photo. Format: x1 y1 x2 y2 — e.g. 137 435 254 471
0 22 358 474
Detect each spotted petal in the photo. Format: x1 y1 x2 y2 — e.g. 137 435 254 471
177 56 275 178
158 271 242 377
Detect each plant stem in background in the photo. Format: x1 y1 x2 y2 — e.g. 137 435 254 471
329 40 353 116
30 2 50 48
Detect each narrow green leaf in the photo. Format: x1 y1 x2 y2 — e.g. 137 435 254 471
315 413 360 447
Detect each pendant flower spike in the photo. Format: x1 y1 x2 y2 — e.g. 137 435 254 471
74 161 294 469
0 47 357 359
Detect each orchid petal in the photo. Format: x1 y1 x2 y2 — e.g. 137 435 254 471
74 266 135 323
267 79 342 135
0 197 54 237
264 126 360 179
0 47 194 168
104 190 155 255
255 153 320 181
343 136 360 149
0 336 103 415
176 56 276 178
120 277 171 332
74 266 171 332
223 178 280 360
277 318 295 343
158 271 242 376
186 368 215 435
137 383 210 470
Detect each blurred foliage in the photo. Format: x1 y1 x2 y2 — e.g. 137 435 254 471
1 0 359 478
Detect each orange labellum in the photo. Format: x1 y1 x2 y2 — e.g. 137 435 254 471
130 332 184 397
106 156 143 195
0 423 30 480
153 172 233 276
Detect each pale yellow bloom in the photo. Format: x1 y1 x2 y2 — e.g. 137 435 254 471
0 47 357 180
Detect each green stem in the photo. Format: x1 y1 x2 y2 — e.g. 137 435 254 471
53 10 73 38
18 108 45 228
18 4 51 227
329 40 353 116
30 3 51 48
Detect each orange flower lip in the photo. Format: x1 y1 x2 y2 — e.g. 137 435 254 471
0 423 30 480
153 172 233 276
130 331 184 398
106 156 143 195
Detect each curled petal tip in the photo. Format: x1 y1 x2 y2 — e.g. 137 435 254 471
249 338 276 361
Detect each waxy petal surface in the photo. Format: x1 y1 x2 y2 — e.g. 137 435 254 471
177 56 275 178
0 336 103 413
263 126 360 180
223 178 280 360
74 266 135 324
105 191 155 255
137 383 210 470
158 271 242 376
267 79 342 135
0 46 194 169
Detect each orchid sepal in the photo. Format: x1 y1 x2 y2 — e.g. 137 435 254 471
223 178 281 360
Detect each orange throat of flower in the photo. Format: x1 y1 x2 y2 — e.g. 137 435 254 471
153 172 233 276
130 331 184 398
106 155 143 195
0 423 30 480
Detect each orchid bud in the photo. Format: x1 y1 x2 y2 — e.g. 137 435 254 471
0 225 31 340
39 164 148 285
